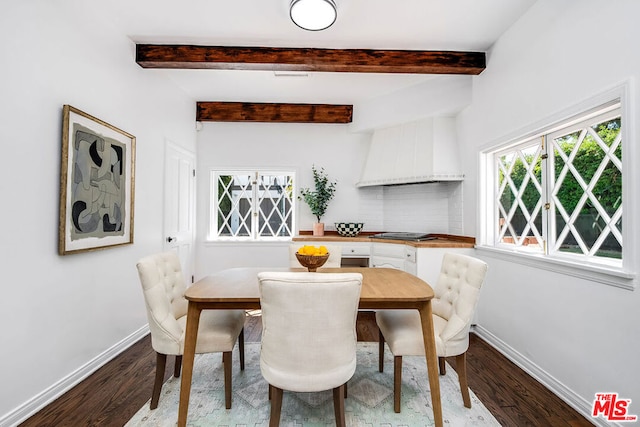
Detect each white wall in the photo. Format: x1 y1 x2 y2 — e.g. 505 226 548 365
0 1 195 423
458 0 640 419
195 122 370 277
351 76 472 132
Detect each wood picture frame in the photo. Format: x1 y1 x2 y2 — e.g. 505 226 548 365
59 105 136 255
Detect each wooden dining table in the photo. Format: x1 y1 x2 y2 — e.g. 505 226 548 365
178 267 443 427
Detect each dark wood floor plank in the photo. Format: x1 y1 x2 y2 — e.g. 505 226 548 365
19 312 591 427
19 335 170 427
454 334 591 427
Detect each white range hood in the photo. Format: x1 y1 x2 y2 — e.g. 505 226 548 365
356 117 464 187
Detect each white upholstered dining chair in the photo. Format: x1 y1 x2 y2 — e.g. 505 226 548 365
375 252 488 412
289 244 342 268
136 251 246 410
258 271 362 427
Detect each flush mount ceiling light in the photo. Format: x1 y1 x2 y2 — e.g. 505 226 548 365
290 0 337 31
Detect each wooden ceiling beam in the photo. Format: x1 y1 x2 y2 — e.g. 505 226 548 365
137 44 486 75
197 102 353 123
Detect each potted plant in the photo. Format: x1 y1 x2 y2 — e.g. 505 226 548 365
299 165 337 236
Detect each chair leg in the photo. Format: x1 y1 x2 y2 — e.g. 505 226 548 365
174 355 182 378
223 351 233 409
393 355 402 413
239 328 245 371
344 381 348 398
269 385 283 427
151 352 167 410
456 352 472 408
333 384 346 427
378 329 385 373
438 356 446 375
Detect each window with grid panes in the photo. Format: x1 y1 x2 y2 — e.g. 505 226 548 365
491 101 622 264
210 171 295 240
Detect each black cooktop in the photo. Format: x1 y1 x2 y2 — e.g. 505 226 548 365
369 232 437 242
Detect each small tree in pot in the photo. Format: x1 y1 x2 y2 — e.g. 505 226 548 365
299 165 337 236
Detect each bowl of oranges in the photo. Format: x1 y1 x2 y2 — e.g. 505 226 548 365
295 245 330 272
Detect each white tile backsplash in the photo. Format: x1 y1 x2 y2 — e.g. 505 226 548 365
381 182 463 233
447 182 464 234
356 186 384 231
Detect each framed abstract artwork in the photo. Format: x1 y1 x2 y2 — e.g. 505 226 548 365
58 105 136 255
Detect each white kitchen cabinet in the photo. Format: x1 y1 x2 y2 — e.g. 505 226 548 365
371 243 416 274
293 238 474 278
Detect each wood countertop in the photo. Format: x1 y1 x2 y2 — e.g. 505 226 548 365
292 233 475 248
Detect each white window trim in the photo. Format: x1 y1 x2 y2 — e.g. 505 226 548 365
207 168 297 242
477 81 637 290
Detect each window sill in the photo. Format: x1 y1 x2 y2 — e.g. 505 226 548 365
203 239 291 247
475 245 636 291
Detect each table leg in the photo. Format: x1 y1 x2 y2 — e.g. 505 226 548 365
419 301 443 427
178 302 202 427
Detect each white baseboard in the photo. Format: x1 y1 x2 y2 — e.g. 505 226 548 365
472 325 627 427
0 325 149 427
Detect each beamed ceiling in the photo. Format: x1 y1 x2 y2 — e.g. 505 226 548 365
100 0 537 123
137 45 486 123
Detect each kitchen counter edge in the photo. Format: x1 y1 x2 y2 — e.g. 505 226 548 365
292 234 475 248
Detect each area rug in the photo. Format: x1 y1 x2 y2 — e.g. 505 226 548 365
126 342 500 426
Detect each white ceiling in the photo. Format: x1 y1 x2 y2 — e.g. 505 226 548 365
97 0 536 105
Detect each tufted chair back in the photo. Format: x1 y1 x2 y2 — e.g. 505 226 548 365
431 253 488 357
136 251 189 355
258 271 362 392
258 271 362 426
289 244 342 268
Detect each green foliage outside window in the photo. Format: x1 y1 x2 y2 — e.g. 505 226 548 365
497 112 622 259
554 119 622 216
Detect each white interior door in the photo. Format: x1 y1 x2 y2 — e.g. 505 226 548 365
164 141 196 284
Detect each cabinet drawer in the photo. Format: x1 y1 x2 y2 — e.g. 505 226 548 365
371 256 405 270
372 243 406 258
341 244 371 257
302 242 370 258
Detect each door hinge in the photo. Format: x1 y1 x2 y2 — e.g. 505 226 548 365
541 154 548 160
544 202 550 210
193 169 196 177
191 275 194 283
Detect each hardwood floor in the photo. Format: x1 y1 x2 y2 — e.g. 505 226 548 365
20 311 592 427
